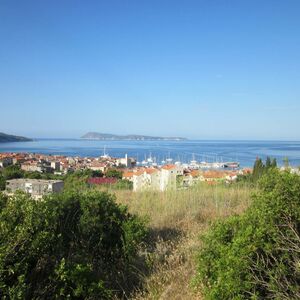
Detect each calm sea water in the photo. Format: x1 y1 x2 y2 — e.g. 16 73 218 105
1 139 300 167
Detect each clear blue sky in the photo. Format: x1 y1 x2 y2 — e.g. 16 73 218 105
1 0 300 139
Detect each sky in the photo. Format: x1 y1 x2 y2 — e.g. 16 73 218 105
0 0 300 140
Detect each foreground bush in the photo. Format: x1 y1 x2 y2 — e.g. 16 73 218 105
195 170 300 299
0 191 147 299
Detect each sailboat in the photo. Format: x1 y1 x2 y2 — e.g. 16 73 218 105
166 152 173 163
100 145 110 159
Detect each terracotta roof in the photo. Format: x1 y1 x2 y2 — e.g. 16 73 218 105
190 170 200 178
90 162 106 167
203 171 227 179
123 171 134 178
134 170 145 176
162 164 176 170
145 168 158 174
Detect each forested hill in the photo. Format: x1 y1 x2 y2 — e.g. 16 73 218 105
81 132 187 141
0 132 32 143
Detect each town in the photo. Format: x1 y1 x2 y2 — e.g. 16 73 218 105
0 151 252 198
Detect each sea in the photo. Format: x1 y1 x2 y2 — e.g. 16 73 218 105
1 139 300 168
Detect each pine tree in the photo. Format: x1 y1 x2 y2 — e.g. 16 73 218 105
271 158 277 168
252 158 265 182
265 157 272 170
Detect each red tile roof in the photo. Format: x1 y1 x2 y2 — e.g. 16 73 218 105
162 164 176 170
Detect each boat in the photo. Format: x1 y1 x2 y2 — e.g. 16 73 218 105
100 145 110 159
223 162 239 168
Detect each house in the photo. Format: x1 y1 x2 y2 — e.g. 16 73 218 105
160 164 184 191
123 168 159 191
5 179 64 199
50 161 61 171
122 165 184 192
202 170 227 182
225 171 239 182
89 162 108 173
182 169 203 187
21 161 52 173
122 171 135 181
21 161 43 173
132 169 147 192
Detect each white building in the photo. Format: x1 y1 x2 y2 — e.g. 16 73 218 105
160 165 184 191
123 165 183 192
50 161 60 171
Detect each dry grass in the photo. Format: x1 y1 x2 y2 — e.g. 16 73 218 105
114 183 253 299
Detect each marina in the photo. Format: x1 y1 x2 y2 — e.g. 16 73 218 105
1 139 300 168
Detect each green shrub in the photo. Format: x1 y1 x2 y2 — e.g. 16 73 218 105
194 170 300 299
0 190 148 299
113 179 133 190
2 165 24 180
0 174 5 190
105 169 123 179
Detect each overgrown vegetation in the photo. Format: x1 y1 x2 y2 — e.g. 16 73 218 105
115 183 252 299
0 190 147 299
237 156 277 185
2 161 300 299
194 170 300 299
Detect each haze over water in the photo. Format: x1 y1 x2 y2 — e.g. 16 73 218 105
1 139 300 168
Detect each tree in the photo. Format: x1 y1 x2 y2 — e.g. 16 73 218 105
105 169 123 179
2 165 24 180
265 156 272 170
252 158 265 182
195 170 300 299
91 170 103 178
271 158 277 168
0 191 148 299
24 171 42 179
0 174 5 190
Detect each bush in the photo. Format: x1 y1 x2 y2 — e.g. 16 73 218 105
194 170 300 299
63 171 91 191
2 165 24 180
0 190 148 299
113 179 133 190
105 169 123 179
0 174 5 190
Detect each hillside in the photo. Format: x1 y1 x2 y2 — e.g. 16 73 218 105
81 132 187 141
0 132 32 143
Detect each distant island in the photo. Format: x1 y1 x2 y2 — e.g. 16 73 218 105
0 132 32 143
81 132 187 141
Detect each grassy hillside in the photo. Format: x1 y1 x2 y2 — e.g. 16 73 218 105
114 183 253 299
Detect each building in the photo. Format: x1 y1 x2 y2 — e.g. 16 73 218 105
123 165 184 192
130 168 161 192
115 154 136 168
6 179 64 198
160 164 184 191
89 162 108 173
182 169 203 187
50 161 61 171
21 161 43 172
